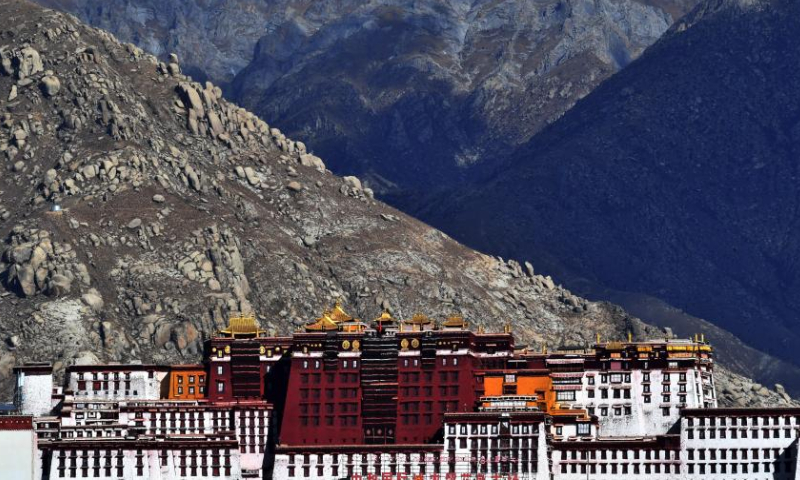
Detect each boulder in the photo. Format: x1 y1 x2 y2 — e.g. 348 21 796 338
82 289 104 312
72 351 100 366
16 264 36 297
176 83 204 117
243 167 260 186
299 153 326 172
46 274 72 296
344 176 362 191
14 47 43 79
40 75 61 96
287 181 303 192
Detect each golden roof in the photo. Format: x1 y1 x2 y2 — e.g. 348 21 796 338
328 301 353 323
219 315 264 337
443 314 466 328
404 313 431 325
374 310 395 323
305 314 339 332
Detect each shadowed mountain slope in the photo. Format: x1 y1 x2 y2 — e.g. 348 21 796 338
417 0 800 395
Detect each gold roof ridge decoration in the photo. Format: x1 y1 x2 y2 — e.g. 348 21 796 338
443 314 466 328
306 312 339 332
405 313 432 325
220 314 264 338
329 300 353 323
304 302 360 332
374 310 395 323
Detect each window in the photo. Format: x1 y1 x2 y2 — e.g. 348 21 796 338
216 366 223 375
588 376 595 385
178 376 183 384
556 391 576 401
643 372 650 382
662 407 670 416
217 382 224 393
189 376 195 384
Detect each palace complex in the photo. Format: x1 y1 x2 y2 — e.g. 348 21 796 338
7 303 800 480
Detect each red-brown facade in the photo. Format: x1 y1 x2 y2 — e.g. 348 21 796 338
278 324 515 447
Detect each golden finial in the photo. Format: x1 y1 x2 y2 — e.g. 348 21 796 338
596 332 601 344
329 301 353 323
443 314 465 329
627 331 632 342
504 324 511 334
542 344 548 354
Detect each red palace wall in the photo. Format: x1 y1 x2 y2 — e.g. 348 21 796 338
206 337 292 402
278 330 515 447
281 333 365 445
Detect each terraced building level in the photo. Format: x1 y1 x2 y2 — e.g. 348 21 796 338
6 303 799 480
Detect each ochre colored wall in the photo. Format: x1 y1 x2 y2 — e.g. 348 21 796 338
168 370 207 400
484 376 504 396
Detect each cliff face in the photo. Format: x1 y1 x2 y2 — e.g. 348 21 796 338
0 0 669 401
34 0 697 191
418 0 800 395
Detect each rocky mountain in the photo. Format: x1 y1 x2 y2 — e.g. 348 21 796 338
34 0 699 192
416 0 800 395
0 0 754 406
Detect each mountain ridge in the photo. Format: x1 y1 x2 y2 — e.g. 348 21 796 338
34 0 699 192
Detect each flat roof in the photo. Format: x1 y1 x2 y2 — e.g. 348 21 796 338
0 415 33 430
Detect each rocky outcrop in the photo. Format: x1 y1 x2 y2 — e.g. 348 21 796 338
2 228 90 297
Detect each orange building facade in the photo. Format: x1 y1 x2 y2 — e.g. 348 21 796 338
167 364 207 400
